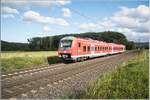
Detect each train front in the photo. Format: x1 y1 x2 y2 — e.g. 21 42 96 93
58 36 75 62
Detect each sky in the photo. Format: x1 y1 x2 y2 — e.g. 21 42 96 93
1 0 149 43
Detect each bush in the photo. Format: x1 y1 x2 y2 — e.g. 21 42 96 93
66 50 149 99
47 56 61 64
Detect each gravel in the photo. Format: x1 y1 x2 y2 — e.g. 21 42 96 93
2 51 138 99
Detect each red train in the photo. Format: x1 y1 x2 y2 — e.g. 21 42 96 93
58 36 126 62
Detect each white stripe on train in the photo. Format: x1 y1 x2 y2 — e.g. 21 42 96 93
71 50 125 59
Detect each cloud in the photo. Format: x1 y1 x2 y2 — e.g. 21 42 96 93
111 5 149 32
1 6 19 18
62 8 71 17
119 5 149 20
1 14 14 18
79 19 115 31
79 23 98 31
110 5 149 42
1 0 28 6
2 0 71 7
79 5 149 42
23 10 69 26
134 20 149 33
31 0 71 7
1 6 19 14
123 31 149 42
30 1 54 7
43 26 51 32
98 19 115 29
56 0 71 5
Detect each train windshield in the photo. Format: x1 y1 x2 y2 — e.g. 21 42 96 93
59 40 72 50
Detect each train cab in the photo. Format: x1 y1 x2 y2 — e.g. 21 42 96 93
58 36 75 61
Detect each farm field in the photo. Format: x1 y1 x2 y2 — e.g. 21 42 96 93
1 51 58 72
67 50 149 99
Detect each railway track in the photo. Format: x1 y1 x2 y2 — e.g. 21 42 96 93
1 63 65 79
2 51 123 79
1 51 138 99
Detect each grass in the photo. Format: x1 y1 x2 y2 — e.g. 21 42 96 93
66 50 149 99
1 51 59 72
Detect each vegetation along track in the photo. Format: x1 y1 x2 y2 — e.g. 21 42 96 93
1 51 138 99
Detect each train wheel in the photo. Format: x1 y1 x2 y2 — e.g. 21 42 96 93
73 60 76 63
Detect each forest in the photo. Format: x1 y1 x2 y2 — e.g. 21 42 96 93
1 31 137 51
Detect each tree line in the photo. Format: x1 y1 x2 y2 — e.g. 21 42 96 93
2 31 136 51
1 40 29 51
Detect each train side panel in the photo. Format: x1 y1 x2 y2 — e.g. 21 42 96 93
71 39 92 60
58 36 126 62
71 39 110 59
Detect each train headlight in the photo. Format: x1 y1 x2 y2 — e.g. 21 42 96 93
62 54 68 58
59 55 61 57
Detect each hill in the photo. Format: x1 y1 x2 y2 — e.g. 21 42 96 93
1 31 136 51
1 40 29 51
27 31 135 51
135 42 149 49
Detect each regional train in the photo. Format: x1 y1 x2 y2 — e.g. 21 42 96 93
58 36 126 62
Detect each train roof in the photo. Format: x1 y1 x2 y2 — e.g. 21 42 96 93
61 36 125 46
61 36 76 40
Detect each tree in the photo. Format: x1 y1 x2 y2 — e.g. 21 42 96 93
1 31 136 51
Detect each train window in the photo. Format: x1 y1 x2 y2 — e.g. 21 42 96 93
88 46 90 51
83 46 86 52
78 43 81 47
59 40 72 50
100 47 102 51
95 47 97 51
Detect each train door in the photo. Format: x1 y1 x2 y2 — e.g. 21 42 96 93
77 42 81 56
91 44 95 56
112 45 114 54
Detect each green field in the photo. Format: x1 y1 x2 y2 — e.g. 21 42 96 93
66 50 149 99
1 51 58 72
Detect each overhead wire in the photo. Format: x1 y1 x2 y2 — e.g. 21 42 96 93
68 7 107 30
